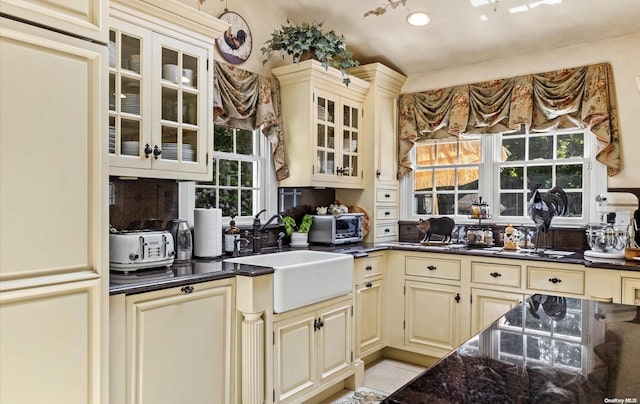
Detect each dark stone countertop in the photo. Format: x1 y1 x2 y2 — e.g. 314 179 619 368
109 242 639 296
384 294 640 403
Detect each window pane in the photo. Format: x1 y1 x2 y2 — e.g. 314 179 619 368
343 105 350 126
236 128 254 155
458 168 479 190
241 161 254 187
327 100 335 123
219 188 238 217
526 335 552 363
553 312 582 338
195 188 215 208
415 194 434 215
502 138 525 161
557 133 584 159
317 96 326 120
317 124 325 147
457 193 477 216
414 170 433 191
416 144 436 166
500 166 523 190
218 159 238 186
556 164 582 189
214 126 233 152
499 331 523 356
435 169 455 191
527 166 552 189
240 189 253 216
436 194 455 215
460 140 481 163
554 341 582 368
529 136 553 160
500 193 524 216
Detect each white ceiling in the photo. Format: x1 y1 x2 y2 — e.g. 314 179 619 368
266 0 640 76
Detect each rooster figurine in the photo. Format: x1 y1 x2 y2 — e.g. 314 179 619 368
527 184 568 250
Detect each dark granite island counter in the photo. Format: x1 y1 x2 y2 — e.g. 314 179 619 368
384 294 640 403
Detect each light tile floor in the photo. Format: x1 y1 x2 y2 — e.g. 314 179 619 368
320 359 426 403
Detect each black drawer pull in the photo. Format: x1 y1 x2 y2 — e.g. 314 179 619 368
548 277 562 284
365 282 373 288
181 285 194 294
365 265 372 271
384 211 390 216
384 228 390 233
427 265 437 271
490 272 502 278
384 193 391 198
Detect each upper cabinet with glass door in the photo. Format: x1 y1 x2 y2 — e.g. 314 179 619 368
273 60 370 189
108 0 228 180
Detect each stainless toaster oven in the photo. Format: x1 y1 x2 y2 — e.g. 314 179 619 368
308 213 364 245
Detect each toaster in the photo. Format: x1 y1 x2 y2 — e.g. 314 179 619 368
110 230 175 272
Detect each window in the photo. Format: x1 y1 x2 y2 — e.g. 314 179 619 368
182 125 274 224
494 297 586 373
402 127 606 225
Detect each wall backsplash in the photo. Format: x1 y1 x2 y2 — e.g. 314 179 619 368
109 177 178 231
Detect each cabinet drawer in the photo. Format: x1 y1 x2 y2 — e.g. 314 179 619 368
406 256 461 281
376 188 398 204
527 266 585 295
375 206 398 220
375 222 397 239
471 262 521 288
355 255 383 284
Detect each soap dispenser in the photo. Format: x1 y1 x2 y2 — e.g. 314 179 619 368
224 216 240 255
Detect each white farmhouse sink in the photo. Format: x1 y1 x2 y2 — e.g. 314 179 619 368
225 250 353 313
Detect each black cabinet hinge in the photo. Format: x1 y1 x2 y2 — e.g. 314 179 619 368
273 331 275 345
403 285 406 295
403 320 405 330
273 389 275 402
470 294 473 304
351 306 354 316
351 351 354 362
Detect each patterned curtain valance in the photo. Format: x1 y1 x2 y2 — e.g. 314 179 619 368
398 63 621 178
213 61 289 180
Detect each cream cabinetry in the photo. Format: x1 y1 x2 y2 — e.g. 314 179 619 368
337 63 407 242
111 279 235 404
354 253 385 357
622 277 640 305
0 0 107 42
272 60 370 189
108 0 227 180
0 15 107 403
273 295 353 403
470 289 523 335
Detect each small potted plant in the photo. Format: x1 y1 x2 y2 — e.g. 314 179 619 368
283 214 313 246
261 20 359 86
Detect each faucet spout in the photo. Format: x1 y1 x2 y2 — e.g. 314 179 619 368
260 214 283 232
252 209 268 254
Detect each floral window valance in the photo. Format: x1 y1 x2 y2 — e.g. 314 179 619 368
398 63 622 178
213 61 289 180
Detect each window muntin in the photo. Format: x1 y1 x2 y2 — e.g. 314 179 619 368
195 125 262 218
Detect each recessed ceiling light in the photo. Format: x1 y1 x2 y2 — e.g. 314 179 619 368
407 12 430 26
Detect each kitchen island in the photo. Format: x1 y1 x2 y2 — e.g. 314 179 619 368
384 294 640 403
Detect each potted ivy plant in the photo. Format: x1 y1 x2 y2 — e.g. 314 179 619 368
283 214 313 246
261 20 359 86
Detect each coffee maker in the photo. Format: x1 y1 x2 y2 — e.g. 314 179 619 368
584 192 638 259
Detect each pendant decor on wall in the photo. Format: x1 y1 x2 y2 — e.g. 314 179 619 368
216 5 252 65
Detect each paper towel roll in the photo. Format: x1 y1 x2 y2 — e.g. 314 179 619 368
194 208 222 257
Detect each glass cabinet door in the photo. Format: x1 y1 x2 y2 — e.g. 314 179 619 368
342 102 360 179
315 91 337 176
153 34 207 173
109 27 144 161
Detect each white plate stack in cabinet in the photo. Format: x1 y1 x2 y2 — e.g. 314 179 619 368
336 63 407 242
0 1 108 402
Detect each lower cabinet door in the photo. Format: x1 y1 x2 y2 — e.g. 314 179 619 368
317 300 352 384
0 279 102 404
471 289 524 335
125 281 233 404
274 311 317 403
622 278 640 306
404 281 461 356
356 279 383 355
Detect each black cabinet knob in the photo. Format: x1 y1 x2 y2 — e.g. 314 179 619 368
455 293 461 303
153 145 162 160
181 285 194 294
548 277 562 284
427 265 437 271
365 265 372 271
144 143 153 158
365 282 372 288
490 272 502 278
